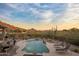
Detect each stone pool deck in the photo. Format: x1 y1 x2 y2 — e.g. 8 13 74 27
15 40 79 56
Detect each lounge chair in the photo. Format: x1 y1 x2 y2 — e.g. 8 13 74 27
55 43 70 53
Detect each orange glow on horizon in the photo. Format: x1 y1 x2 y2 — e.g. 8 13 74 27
1 20 79 30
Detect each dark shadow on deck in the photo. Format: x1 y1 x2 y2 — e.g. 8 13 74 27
23 54 43 56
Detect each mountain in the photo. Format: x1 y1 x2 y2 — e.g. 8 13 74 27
0 21 27 31
0 21 17 30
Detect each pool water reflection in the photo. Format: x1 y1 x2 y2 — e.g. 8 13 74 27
22 39 49 53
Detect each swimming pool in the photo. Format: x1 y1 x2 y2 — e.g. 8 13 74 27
22 39 49 53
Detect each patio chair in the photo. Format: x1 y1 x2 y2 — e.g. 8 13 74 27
0 44 10 56
0 38 16 56
55 43 70 53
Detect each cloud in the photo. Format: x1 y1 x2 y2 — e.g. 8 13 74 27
30 8 55 24
31 9 55 23
0 15 12 24
7 4 38 12
61 3 79 23
40 10 54 23
0 10 14 21
5 3 67 24
6 4 25 12
31 8 40 15
55 3 79 30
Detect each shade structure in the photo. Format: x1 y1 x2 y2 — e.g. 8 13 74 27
22 39 49 53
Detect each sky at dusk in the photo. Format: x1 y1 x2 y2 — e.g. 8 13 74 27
0 3 79 30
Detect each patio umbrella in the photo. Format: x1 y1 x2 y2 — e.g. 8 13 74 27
22 40 49 54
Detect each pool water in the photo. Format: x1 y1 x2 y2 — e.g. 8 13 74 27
22 39 49 53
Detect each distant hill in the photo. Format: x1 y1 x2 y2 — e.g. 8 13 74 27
0 21 27 31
